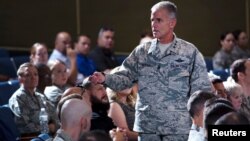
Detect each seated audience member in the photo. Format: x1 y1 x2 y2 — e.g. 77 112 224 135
89 27 119 73
34 63 52 94
8 62 57 134
215 111 249 125
75 34 96 78
210 78 227 98
62 85 91 106
82 77 116 133
30 42 49 65
232 29 250 60
44 60 70 107
139 30 153 44
54 94 92 141
106 67 137 141
207 72 219 94
187 90 215 141
202 98 235 140
230 59 250 121
49 31 79 86
213 31 235 70
223 81 243 110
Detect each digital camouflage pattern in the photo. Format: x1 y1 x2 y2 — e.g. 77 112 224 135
231 46 250 60
213 48 235 70
8 87 57 134
139 133 188 141
105 35 212 135
239 96 250 122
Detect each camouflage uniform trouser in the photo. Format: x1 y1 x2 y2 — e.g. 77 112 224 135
138 133 188 141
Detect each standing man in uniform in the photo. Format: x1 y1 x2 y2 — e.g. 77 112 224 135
90 1 212 141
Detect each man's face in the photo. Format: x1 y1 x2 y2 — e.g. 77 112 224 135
89 84 109 104
151 8 176 43
98 31 114 49
56 33 72 54
213 83 227 98
238 32 249 48
76 36 91 55
20 66 39 89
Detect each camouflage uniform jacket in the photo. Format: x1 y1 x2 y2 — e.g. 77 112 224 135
239 96 250 122
213 48 234 70
52 129 73 141
105 36 212 135
8 86 57 134
231 45 250 60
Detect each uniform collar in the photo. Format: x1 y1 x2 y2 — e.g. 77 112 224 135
148 33 178 59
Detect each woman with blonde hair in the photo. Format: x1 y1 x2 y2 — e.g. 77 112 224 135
106 66 138 141
223 80 243 111
44 60 70 107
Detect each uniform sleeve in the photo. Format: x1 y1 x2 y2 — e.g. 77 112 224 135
105 47 140 91
190 49 212 95
213 52 224 70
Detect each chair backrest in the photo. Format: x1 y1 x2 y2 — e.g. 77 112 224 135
115 54 128 65
12 55 30 71
0 48 10 58
0 105 20 141
0 57 17 78
30 133 51 141
0 80 20 105
204 57 214 72
212 69 230 81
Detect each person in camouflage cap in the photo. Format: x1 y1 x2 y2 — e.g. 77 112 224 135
90 1 212 141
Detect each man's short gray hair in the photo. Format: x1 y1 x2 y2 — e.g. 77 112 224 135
151 1 177 19
17 62 35 77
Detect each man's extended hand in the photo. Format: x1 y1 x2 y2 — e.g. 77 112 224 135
90 72 106 84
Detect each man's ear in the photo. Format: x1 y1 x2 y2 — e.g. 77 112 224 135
80 117 88 131
170 19 177 28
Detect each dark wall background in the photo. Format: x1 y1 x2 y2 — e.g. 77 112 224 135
0 0 249 56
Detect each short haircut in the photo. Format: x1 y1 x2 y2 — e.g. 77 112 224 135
47 59 66 71
215 112 249 125
223 81 242 98
81 77 92 90
98 26 114 38
151 1 177 19
17 62 36 77
203 97 235 130
187 90 215 118
230 59 248 82
211 78 223 85
204 97 233 108
56 94 83 121
30 42 47 56
76 34 91 43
